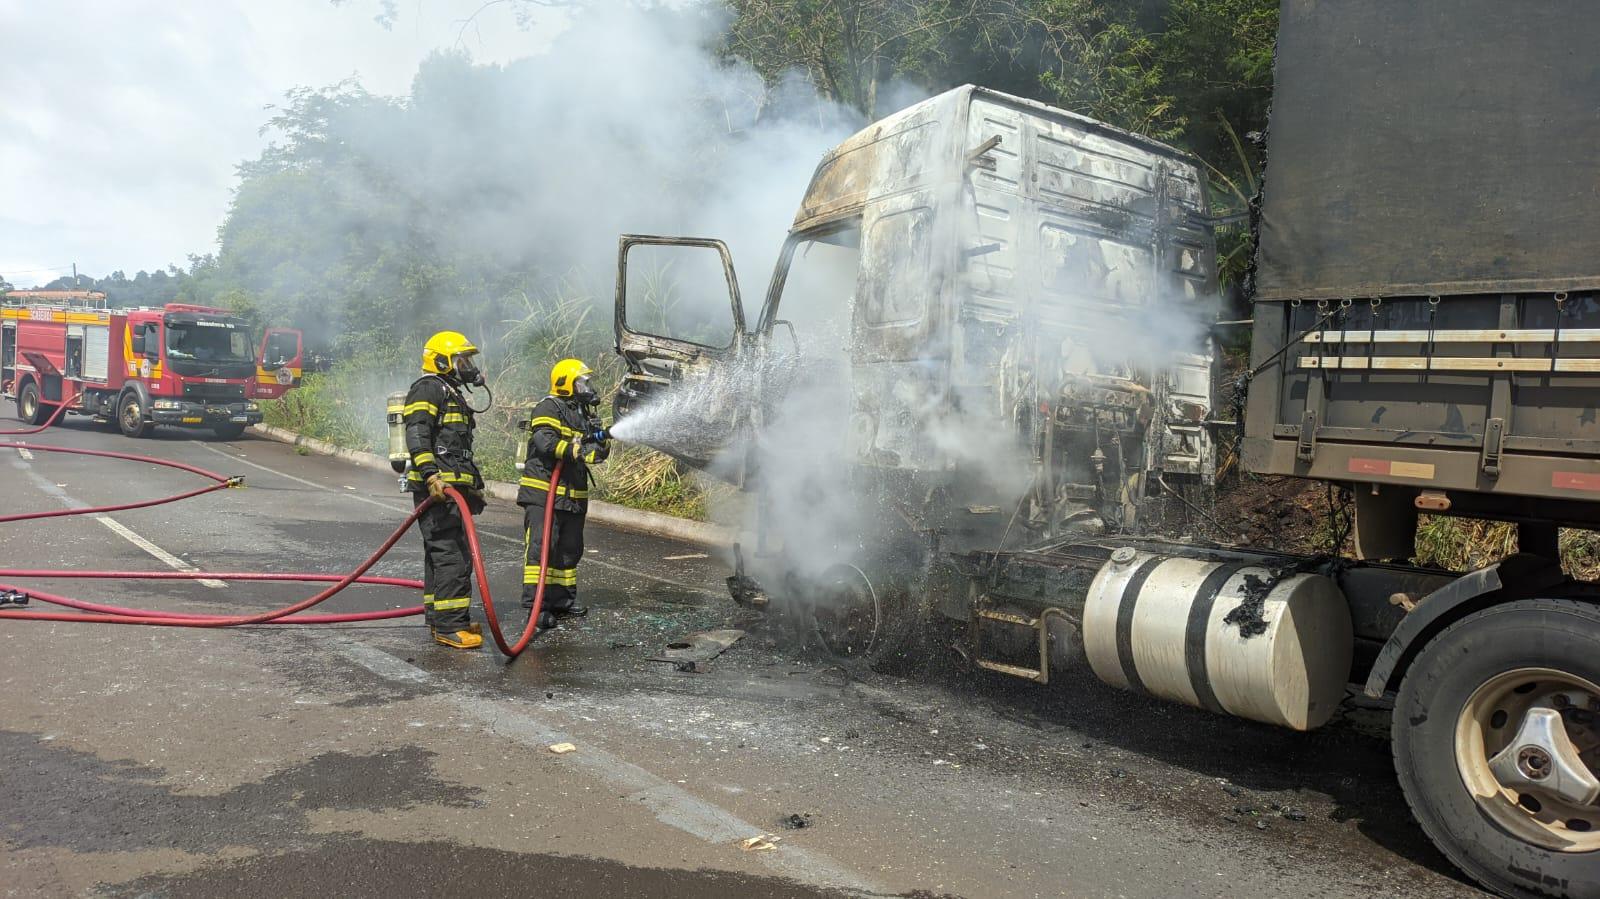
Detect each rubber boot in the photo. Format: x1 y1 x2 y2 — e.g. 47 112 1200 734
433 621 483 650
550 605 588 619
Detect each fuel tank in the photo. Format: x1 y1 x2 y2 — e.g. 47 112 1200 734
1083 549 1353 731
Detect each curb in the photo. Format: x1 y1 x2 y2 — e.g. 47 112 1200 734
248 423 734 548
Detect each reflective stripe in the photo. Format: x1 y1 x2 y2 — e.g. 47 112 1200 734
555 439 568 458
403 401 439 416
407 470 477 484
529 416 580 437
441 413 469 424
518 476 588 499
412 451 436 465
430 597 471 610
523 566 578 586
583 449 597 463
423 593 435 601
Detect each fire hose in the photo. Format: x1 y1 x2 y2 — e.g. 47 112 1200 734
0 394 562 659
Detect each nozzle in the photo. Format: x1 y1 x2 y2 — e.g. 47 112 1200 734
0 590 29 608
590 428 611 443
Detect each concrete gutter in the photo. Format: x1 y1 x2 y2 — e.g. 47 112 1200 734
248 424 734 548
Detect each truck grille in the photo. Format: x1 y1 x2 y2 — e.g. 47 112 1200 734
183 382 246 401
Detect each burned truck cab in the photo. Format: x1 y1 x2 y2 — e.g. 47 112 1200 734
615 85 1222 571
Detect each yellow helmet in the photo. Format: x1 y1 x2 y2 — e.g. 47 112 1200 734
422 331 478 376
550 358 592 397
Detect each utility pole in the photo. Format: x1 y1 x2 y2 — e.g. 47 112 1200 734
71 262 77 287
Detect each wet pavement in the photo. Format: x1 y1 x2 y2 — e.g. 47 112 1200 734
0 405 1486 897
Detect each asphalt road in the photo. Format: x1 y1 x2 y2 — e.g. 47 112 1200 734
0 404 1487 898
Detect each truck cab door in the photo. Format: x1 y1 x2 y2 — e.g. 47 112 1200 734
254 328 303 400
613 235 748 473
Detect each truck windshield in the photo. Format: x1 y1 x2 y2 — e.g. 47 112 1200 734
766 224 861 351
165 319 255 364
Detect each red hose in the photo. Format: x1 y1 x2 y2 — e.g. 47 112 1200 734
0 570 423 623
0 440 239 523
0 396 557 658
0 390 78 435
0 497 431 627
475 461 561 659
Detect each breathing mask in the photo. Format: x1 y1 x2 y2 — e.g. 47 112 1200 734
573 374 599 407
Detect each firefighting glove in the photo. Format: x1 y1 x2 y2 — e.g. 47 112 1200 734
425 472 448 501
568 440 584 461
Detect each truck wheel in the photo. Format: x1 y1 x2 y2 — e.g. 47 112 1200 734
211 422 247 441
804 564 918 670
117 392 151 438
17 381 47 425
1393 598 1600 898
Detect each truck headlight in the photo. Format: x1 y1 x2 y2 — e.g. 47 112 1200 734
153 400 182 410
245 402 259 412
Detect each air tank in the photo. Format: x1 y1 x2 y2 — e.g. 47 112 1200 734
386 390 409 474
1082 549 1353 731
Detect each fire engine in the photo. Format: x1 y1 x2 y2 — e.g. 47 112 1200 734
1 290 303 439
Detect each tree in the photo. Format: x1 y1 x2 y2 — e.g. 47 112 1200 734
725 0 1022 118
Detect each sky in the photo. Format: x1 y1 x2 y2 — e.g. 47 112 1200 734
0 0 557 287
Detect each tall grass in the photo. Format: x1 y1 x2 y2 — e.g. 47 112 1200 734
1416 515 1600 580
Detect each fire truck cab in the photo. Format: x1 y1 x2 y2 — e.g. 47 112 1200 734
1 291 303 440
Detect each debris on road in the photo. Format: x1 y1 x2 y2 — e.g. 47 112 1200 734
781 813 812 830
547 742 577 755
649 629 745 667
739 834 779 852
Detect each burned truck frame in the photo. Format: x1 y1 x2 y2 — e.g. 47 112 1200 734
614 8 1600 893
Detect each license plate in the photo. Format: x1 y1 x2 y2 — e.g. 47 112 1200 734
182 417 203 424
230 415 249 423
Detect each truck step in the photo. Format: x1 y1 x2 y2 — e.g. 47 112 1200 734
971 605 1067 685
976 659 1046 682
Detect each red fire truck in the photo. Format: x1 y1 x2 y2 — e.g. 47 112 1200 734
1 290 303 439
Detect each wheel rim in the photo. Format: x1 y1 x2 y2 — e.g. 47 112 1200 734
21 390 36 419
810 564 881 659
1455 667 1600 852
121 400 141 431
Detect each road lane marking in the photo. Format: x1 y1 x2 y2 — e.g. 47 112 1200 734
332 639 885 895
16 446 33 460
9 447 227 589
94 517 228 589
196 441 725 598
191 441 409 514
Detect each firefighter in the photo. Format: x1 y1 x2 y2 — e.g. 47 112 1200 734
518 358 609 625
404 330 488 649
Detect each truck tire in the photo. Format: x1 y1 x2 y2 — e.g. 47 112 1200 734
1393 598 1600 899
117 392 151 439
17 381 47 426
211 422 247 441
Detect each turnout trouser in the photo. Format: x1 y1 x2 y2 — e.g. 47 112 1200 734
521 503 584 612
414 494 474 631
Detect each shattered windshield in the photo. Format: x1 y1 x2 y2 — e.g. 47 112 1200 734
165 318 255 364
